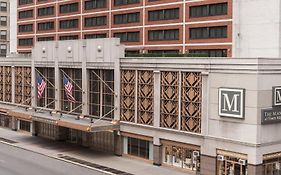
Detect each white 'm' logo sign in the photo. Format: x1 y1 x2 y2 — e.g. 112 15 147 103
219 88 245 119
222 93 239 112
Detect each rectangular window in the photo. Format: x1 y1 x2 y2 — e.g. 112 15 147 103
37 22 54 31
19 24 33 32
190 3 227 18
0 2 7 12
37 36 55 41
59 19 79 29
59 3 79 13
189 26 227 39
114 0 139 6
0 44 6 55
114 31 139 42
114 12 140 24
84 0 106 10
84 33 106 39
38 6 54 16
0 30 6 40
84 16 106 27
189 49 227 57
148 50 179 54
19 0 33 5
18 38 33 46
127 137 150 159
148 29 179 41
148 8 179 21
59 35 78 40
19 10 33 19
0 16 7 26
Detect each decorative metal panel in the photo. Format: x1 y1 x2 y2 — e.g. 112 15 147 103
23 67 32 105
4 67 12 102
0 67 3 101
15 67 23 104
181 72 202 133
137 70 153 125
160 71 179 129
120 70 135 122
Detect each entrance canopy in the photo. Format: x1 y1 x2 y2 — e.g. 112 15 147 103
2 103 119 132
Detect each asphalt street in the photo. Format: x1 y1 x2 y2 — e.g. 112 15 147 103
0 142 105 175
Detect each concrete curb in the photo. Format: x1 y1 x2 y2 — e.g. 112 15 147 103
0 140 115 175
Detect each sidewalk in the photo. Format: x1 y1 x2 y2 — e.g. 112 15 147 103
0 128 192 175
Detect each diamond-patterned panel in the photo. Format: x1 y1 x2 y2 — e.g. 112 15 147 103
160 71 179 129
181 72 202 133
120 70 135 122
4 67 12 102
137 70 153 125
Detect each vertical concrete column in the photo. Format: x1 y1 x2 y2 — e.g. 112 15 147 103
247 164 264 175
114 130 123 156
11 116 17 131
82 41 88 115
54 42 61 111
201 72 209 135
81 132 91 147
200 155 216 175
153 70 161 127
11 66 15 103
113 54 121 121
31 55 36 107
153 137 162 166
31 120 37 136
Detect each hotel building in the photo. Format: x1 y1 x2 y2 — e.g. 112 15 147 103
17 0 233 56
0 38 280 175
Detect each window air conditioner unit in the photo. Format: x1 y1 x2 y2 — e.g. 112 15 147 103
217 155 224 161
193 151 200 158
238 159 247 166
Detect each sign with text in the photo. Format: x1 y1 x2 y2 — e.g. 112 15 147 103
218 88 245 119
261 108 281 124
272 86 281 107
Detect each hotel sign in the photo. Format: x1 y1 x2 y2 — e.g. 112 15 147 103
261 86 281 124
261 108 281 124
218 88 245 119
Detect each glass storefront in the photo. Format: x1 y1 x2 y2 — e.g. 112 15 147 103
217 150 247 175
0 113 11 128
127 137 150 159
162 143 200 173
264 152 281 175
19 120 31 132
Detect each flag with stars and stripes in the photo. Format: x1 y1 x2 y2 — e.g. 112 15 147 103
37 74 46 99
63 75 76 103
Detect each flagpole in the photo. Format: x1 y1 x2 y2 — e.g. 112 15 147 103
91 70 115 94
35 68 55 88
60 69 83 91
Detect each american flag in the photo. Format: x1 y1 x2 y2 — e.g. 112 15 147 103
63 75 76 103
37 74 46 99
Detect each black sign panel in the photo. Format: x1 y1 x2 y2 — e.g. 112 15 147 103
261 108 281 124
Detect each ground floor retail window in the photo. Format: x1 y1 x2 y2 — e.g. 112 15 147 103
216 150 247 175
263 152 281 175
162 144 200 172
19 120 31 132
0 114 11 128
127 137 150 159
37 122 56 139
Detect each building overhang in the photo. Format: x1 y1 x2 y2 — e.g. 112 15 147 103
1 103 119 132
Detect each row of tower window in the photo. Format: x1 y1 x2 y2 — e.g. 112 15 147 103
19 2 228 20
18 25 227 41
